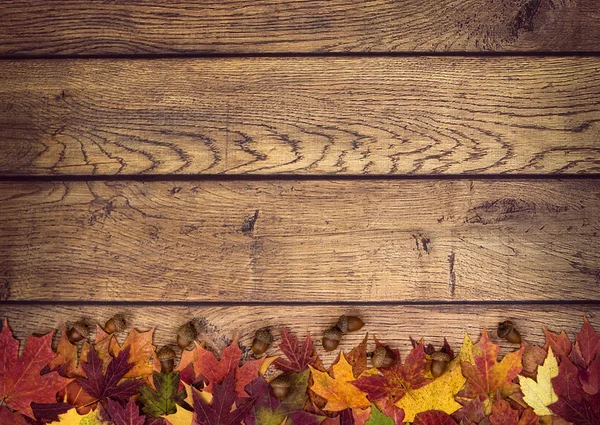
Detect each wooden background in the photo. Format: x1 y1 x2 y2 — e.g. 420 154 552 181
1 0 599 364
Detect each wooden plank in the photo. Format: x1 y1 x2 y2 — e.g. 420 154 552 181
1 57 599 176
1 179 599 302
0 303 597 363
0 1 598 55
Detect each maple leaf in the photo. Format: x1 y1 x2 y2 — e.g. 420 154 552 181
49 328 89 378
192 369 255 425
519 347 559 416
106 398 146 425
353 343 430 408
96 326 155 379
76 345 143 404
458 328 524 401
451 395 487 424
573 317 600 368
49 407 109 424
31 401 73 422
0 320 72 418
275 328 321 374
543 328 572 360
163 405 194 425
364 405 394 425
345 334 369 378
139 372 186 417
0 405 29 425
412 410 458 425
310 352 370 412
579 358 600 396
245 370 321 425
193 335 263 398
489 398 539 425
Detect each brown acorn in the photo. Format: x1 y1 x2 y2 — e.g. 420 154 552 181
252 328 273 356
430 351 451 378
177 322 198 349
371 347 397 368
104 313 127 334
156 345 176 373
322 326 343 352
67 321 89 344
270 374 291 399
336 315 365 333
497 320 521 344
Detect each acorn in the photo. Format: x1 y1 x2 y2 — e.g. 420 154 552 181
156 345 176 373
336 315 365 333
371 347 397 368
252 328 273 356
430 351 451 378
177 322 198 349
497 320 521 344
104 313 127 334
270 374 291 399
67 321 89 344
322 326 343 352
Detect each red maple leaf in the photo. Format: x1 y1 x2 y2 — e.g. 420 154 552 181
193 335 263 398
451 395 487 424
192 369 255 425
543 328 572 359
106 398 146 425
489 398 539 425
0 320 72 418
0 406 29 425
458 328 524 400
413 410 458 425
275 327 321 374
573 317 600 368
353 342 430 406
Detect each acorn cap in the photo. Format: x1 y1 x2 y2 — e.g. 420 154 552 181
270 374 291 389
336 315 349 333
430 351 451 362
497 321 514 338
372 347 388 366
177 322 198 340
254 328 273 344
323 326 343 342
109 313 127 332
72 321 90 338
156 345 176 361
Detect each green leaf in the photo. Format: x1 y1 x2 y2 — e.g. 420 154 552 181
138 371 186 418
366 405 394 425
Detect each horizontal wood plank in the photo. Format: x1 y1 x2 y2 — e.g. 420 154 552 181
0 303 597 363
0 1 598 55
1 57 599 176
1 180 599 302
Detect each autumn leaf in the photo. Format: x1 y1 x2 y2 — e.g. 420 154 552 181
352 343 430 408
49 328 89 378
139 372 186 417
193 335 263 398
96 326 155 379
106 398 146 425
163 405 194 425
412 410 458 425
76 345 143 404
521 342 547 379
246 370 321 425
49 407 109 424
579 358 600 396
0 405 29 425
309 352 370 412
0 320 72 418
489 397 539 425
364 405 394 425
275 328 321 374
459 328 524 401
31 401 73 422
543 329 572 360
519 347 559 416
573 316 600 368
451 395 487 424
192 369 255 425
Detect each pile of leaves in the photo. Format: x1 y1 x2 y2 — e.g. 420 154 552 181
0 317 599 425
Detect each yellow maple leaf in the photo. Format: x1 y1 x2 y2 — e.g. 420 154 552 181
395 333 472 421
162 405 194 425
519 347 559 416
309 352 370 411
49 408 107 424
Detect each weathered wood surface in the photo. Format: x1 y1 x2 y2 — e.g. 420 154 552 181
0 0 598 55
0 304 597 363
1 179 598 302
1 57 599 176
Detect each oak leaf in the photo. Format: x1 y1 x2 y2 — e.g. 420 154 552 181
106 398 146 425
459 328 524 400
275 328 321 374
139 372 186 418
310 352 370 412
519 347 559 416
191 369 255 425
0 320 72 418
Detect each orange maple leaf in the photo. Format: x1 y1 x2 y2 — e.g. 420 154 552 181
95 325 155 378
458 328 524 401
309 352 370 412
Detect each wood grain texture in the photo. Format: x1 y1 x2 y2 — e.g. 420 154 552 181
0 0 598 55
1 57 599 176
0 304 597 363
1 179 599 302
